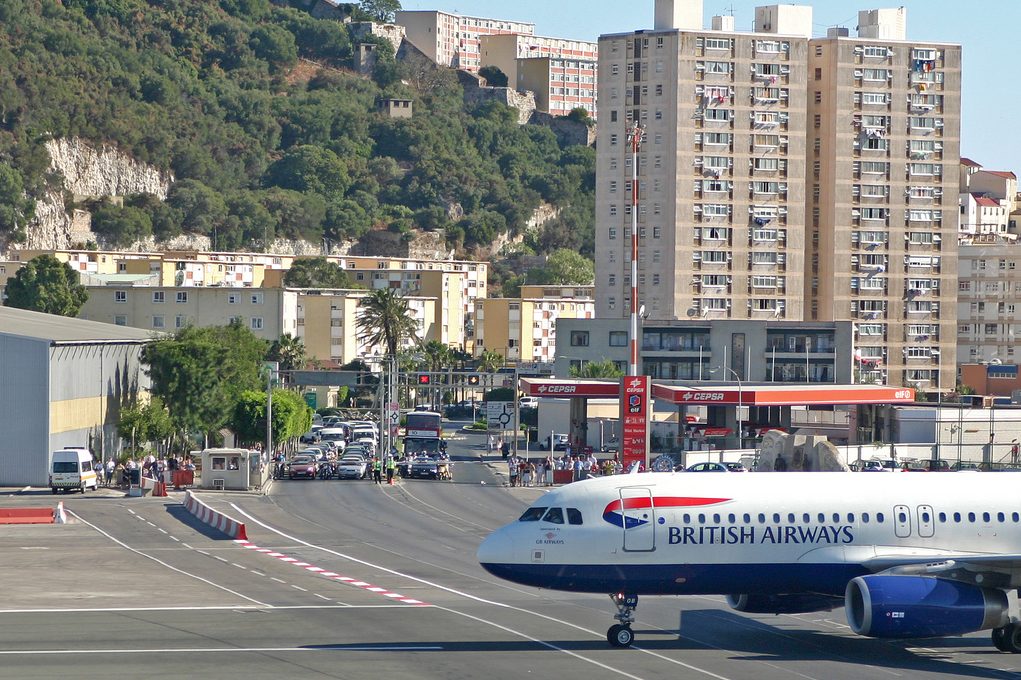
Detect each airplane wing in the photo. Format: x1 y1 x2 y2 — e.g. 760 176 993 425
862 548 1021 587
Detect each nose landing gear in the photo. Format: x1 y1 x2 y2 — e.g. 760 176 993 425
607 592 638 647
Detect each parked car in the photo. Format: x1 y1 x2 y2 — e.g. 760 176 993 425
519 397 539 409
546 433 569 451
685 462 729 472
336 455 368 480
724 462 748 472
410 456 440 479
287 454 318 479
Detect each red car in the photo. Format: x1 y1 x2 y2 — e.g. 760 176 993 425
287 455 318 479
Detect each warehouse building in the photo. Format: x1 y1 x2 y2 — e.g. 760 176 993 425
0 307 153 486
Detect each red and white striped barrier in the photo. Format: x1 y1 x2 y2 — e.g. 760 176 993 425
183 491 248 540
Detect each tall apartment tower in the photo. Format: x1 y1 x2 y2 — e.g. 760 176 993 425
807 11 961 389
595 1 810 323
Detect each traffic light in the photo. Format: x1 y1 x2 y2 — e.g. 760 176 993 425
467 374 481 386
417 373 431 385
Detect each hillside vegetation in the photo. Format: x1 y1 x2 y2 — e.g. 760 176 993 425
0 0 594 277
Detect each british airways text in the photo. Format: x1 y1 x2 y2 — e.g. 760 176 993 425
667 524 854 546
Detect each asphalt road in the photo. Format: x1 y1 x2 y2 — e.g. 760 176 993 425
1 430 1020 679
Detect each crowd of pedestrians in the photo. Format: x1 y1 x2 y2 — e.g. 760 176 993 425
503 452 624 487
101 454 195 488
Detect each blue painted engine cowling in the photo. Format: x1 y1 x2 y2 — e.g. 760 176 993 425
845 575 1008 638
726 593 842 614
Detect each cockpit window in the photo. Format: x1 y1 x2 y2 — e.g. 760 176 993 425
542 508 564 524
519 507 548 522
567 508 583 525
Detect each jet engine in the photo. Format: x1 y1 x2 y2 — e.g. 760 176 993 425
726 593 842 614
845 575 1008 638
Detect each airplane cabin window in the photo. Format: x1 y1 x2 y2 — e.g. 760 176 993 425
920 511 929 523
683 513 691 523
862 513 870 523
876 513 885 523
968 512 976 523
803 513 810 523
1013 512 1020 522
743 513 751 523
953 512 961 522
983 512 991 523
817 513 825 523
542 507 564 524
713 513 721 523
758 513 766 523
567 508 583 525
832 513 840 523
698 514 706 523
897 511 907 523
728 513 735 523
998 512 1005 523
938 512 946 523
787 513 795 523
772 513 780 523
519 507 548 521
848 513 855 522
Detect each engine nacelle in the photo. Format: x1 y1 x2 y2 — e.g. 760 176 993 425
726 593 842 614
845 575 1008 638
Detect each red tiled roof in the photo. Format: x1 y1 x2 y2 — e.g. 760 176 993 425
960 157 981 167
973 194 1001 208
984 170 1017 179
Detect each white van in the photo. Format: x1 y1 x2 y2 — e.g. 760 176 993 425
50 448 99 493
318 427 347 453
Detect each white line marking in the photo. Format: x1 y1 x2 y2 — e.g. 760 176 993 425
0 646 444 655
231 564 247 570
196 550 210 557
270 577 286 584
20 486 30 493
157 528 168 534
64 510 268 608
0 605 412 614
315 594 330 601
231 504 729 680
169 536 180 542
214 556 229 563
251 571 264 577
291 585 308 592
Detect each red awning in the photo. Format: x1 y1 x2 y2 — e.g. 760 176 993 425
654 384 915 406
696 427 732 437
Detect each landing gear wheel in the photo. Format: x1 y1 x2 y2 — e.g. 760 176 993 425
1004 623 1021 653
993 626 1010 652
607 624 634 648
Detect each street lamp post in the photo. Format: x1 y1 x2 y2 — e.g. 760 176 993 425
715 365 743 452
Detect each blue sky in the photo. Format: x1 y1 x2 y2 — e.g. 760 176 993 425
397 1 1020 172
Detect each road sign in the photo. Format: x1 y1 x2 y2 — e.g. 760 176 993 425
486 401 514 431
303 392 317 409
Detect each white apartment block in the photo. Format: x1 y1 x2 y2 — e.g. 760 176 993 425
957 241 1021 366
958 159 1017 236
595 1 810 324
395 10 534 72
808 14 961 390
480 34 598 117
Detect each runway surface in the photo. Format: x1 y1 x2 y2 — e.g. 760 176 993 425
2 456 1021 679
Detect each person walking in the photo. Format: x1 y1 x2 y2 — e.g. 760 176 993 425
372 457 383 484
105 458 115 487
507 455 519 487
386 455 396 484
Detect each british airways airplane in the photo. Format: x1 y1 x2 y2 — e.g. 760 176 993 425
477 471 1021 650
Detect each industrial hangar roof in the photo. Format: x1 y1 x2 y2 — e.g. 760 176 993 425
0 306 155 344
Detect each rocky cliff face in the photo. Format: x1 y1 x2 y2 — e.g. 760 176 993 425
20 138 173 250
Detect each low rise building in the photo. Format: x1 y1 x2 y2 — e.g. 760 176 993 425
957 237 1021 366
396 9 534 73
473 295 594 363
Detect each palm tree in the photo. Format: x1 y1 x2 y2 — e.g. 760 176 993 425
356 288 421 357
570 358 624 379
422 340 452 372
268 333 307 374
477 349 505 397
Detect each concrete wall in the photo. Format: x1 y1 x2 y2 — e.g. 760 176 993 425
0 336 48 486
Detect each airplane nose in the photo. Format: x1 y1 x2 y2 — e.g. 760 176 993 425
477 525 515 567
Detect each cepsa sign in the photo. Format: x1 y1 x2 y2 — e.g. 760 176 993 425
681 391 736 403
620 375 650 469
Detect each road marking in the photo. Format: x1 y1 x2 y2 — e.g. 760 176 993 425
64 510 268 607
0 605 409 614
157 528 168 534
314 594 330 601
196 550 210 556
169 536 180 542
0 645 445 655
270 577 286 584
231 563 247 570
231 504 730 679
291 585 308 592
214 556 229 563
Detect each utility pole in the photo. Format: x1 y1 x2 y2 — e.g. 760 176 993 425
627 121 645 377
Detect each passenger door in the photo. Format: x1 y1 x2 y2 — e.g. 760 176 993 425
620 488 656 552
893 504 912 539
916 505 934 538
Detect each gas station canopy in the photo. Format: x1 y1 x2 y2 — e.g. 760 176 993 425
517 378 915 407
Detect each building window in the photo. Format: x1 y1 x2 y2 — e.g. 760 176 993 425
251 317 263 331
152 315 165 329
176 291 188 303
609 331 628 347
251 293 264 304
570 331 590 347
115 291 127 303
114 315 127 326
152 291 165 304
175 315 187 329
228 293 240 304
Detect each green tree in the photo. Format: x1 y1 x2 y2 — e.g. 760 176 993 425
142 322 268 439
282 257 358 288
421 340 452 372
117 396 172 453
569 358 624 380
265 145 351 198
4 254 88 316
0 163 34 238
230 388 312 447
360 0 402 22
478 65 508 88
267 333 306 372
526 248 594 285
356 287 420 357
90 202 153 247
